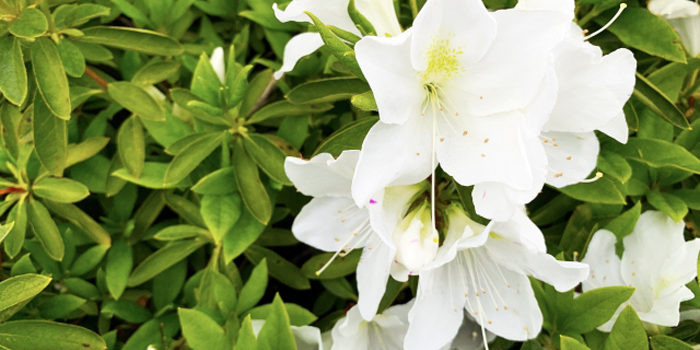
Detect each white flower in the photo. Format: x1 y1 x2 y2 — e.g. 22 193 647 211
392 200 439 274
649 0 700 57
582 211 700 331
272 0 402 79
329 303 410 350
284 151 429 321
351 0 571 216
404 205 589 349
251 320 324 350
471 0 636 220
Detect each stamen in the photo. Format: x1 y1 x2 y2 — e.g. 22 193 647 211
584 4 627 41
316 218 370 275
548 168 603 183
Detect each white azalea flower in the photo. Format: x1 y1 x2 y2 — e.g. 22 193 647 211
582 211 700 331
471 0 636 220
251 320 324 350
649 0 700 57
404 205 589 349
210 47 226 84
272 0 402 79
284 151 430 320
351 0 570 222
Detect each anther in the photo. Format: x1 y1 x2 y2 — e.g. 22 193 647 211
440 138 444 142
334 238 340 242
481 154 485 157
462 130 468 136
341 218 346 222
484 138 489 143
487 320 492 325
566 156 572 160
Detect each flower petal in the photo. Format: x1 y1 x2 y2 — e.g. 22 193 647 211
274 33 325 80
544 43 636 134
331 306 370 349
356 235 394 320
542 131 600 188
292 197 370 252
668 16 700 57
285 151 359 198
355 0 402 36
367 182 428 247
597 111 629 144
638 287 695 327
515 0 575 17
649 0 700 19
352 116 434 207
210 47 225 84
410 0 497 70
355 30 425 125
273 0 359 34
657 238 700 298
436 110 532 191
292 325 325 350
581 230 624 292
453 8 569 116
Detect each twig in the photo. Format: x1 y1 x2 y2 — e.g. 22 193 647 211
85 66 108 90
248 76 277 117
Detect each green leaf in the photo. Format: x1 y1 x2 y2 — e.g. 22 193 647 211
0 274 51 323
32 38 71 119
604 305 648 350
245 302 317 327
245 245 310 290
301 250 361 280
632 73 688 129
234 139 272 225
0 37 28 105
286 77 370 105
650 335 693 350
131 61 181 86
191 166 238 195
314 117 378 157
247 100 334 124
112 162 192 189
153 260 186 311
63 4 111 27
561 335 592 350
243 134 292 185
348 0 377 35
5 199 27 259
65 136 110 168
27 198 64 261
128 237 208 286
33 177 90 203
80 27 184 56
164 193 206 228
237 316 258 350
153 225 211 241
0 320 106 350
604 201 641 240
178 308 229 350
236 258 268 314
306 13 364 80
597 7 686 63
164 131 224 186
557 177 626 205
9 8 48 38
117 115 145 178
70 244 109 275
239 68 272 118
191 53 223 106
43 200 111 246
350 91 378 111
102 300 151 323
223 205 266 263
598 151 632 184
56 40 85 78
63 278 100 301
607 138 700 174
558 286 635 334
201 193 242 243
108 82 165 121
105 238 132 300
647 191 688 223
257 294 297 350
39 294 86 319
33 96 67 176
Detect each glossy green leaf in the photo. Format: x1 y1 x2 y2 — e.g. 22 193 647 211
257 294 297 350
201 193 242 243
0 320 106 350
39 294 86 319
191 166 238 195
108 82 165 121
0 274 51 323
286 77 370 105
236 258 268 314
164 131 224 186
27 198 64 261
243 134 291 185
128 237 208 286
117 115 145 177
604 305 648 350
558 286 635 334
33 95 67 176
247 100 334 124
650 335 693 350
70 244 109 275
234 139 272 224
43 200 111 246
557 177 626 205
633 73 688 129
647 191 688 223
80 27 184 56
301 250 361 280
105 238 132 300
9 8 48 38
32 38 71 119
56 40 85 78
561 336 592 350
245 245 310 290
178 308 228 350
0 37 27 105
306 13 364 80
4 199 27 259
314 117 377 157
33 177 90 203
607 138 700 174
131 61 181 86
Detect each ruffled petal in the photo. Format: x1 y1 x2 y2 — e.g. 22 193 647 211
273 0 359 34
542 131 600 188
274 33 325 80
285 151 359 198
292 197 370 252
581 230 625 292
649 0 700 19
668 16 700 57
355 0 402 36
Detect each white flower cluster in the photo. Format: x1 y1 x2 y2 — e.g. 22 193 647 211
272 0 700 349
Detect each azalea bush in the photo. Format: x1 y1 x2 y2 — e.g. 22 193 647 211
1 0 700 349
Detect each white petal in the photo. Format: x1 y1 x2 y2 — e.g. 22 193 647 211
597 111 629 144
545 44 636 133
355 0 402 36
410 0 497 70
356 235 394 320
273 0 359 34
436 110 532 191
649 0 700 18
543 131 600 188
657 238 700 298
367 182 428 247
405 266 466 350
352 116 434 207
274 33 325 80
581 230 625 292
638 287 695 327
292 197 370 252
285 151 359 198
293 325 325 350
450 314 492 350
331 306 370 350
668 16 700 57
355 30 425 125
210 47 225 84
515 0 575 18
452 9 569 116
424 205 489 270
621 211 686 312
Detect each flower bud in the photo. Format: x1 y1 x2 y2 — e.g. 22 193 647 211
392 201 439 273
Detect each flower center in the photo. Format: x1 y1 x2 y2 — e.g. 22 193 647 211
421 35 465 85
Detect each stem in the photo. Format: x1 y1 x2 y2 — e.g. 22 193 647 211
409 0 419 19
85 66 108 90
577 9 599 28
